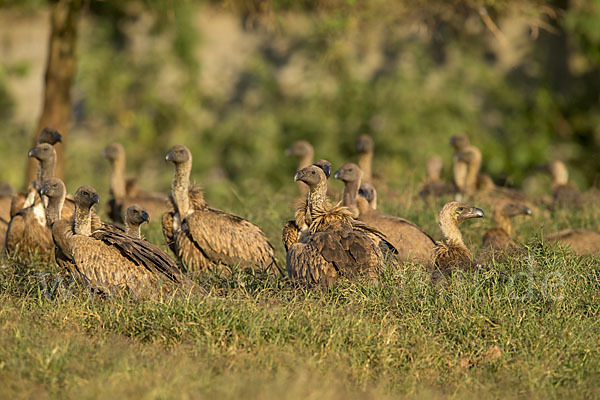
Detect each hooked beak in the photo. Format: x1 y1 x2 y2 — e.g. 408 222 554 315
524 207 532 216
28 147 37 158
293 170 303 182
333 170 341 180
469 207 485 218
40 185 48 196
165 149 174 162
142 210 150 223
91 193 100 205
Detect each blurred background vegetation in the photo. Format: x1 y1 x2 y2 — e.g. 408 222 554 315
0 0 599 201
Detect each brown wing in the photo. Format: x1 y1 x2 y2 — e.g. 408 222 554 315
0 196 11 223
546 228 600 256
478 228 524 264
51 219 78 276
432 243 474 283
282 220 299 252
286 237 338 287
10 192 27 218
184 206 278 272
161 210 177 255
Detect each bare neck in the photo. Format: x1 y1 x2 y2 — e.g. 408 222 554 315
125 222 141 239
439 214 467 250
46 195 65 226
357 196 372 216
109 157 127 200
358 153 373 182
38 157 56 185
73 204 92 236
465 148 482 195
308 180 328 217
342 179 360 217
493 210 512 237
172 161 191 217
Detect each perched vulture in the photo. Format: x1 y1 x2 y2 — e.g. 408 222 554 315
51 186 196 298
477 199 531 263
285 141 314 196
286 165 392 286
419 156 456 198
450 134 481 200
546 228 600 256
358 183 377 210
432 201 484 282
103 143 168 224
356 134 374 184
162 145 279 274
335 162 434 266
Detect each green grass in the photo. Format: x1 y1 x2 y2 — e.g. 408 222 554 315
1 184 599 399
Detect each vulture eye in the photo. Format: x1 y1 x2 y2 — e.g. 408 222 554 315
457 207 465 212
311 171 315 175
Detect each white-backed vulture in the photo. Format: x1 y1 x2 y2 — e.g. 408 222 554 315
103 143 168 224
335 163 435 266
432 202 484 282
419 156 456 198
285 140 314 196
51 186 197 298
286 165 391 286
356 134 374 184
450 134 481 200
477 199 531 263
125 204 150 239
546 228 600 256
162 145 279 274
545 160 582 208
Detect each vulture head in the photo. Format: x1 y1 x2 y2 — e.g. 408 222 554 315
37 127 62 145
40 178 66 200
28 143 55 162
498 200 532 218
294 165 326 188
74 186 100 209
334 163 362 183
441 201 484 225
449 134 470 151
285 141 313 158
165 145 192 165
126 204 150 226
356 134 374 154
313 159 332 179
358 183 376 204
103 143 125 162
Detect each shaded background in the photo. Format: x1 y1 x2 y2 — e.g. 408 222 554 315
0 0 599 201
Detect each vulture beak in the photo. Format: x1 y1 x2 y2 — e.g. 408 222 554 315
165 149 174 162
321 164 331 178
524 206 532 216
40 185 48 196
333 170 341 180
469 207 485 219
142 210 150 223
53 131 63 143
91 193 100 205
293 170 304 182
284 146 293 156
28 147 38 158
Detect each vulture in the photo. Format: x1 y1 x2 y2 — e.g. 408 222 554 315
546 228 600 256
285 140 314 196
103 143 168 224
4 143 61 261
125 204 150 239
546 160 582 208
419 156 456 198
477 199 531 263
50 186 197 298
356 134 374 184
162 145 279 274
286 165 391 286
450 134 481 200
282 160 333 252
335 163 435 266
432 201 484 282
13 128 63 215
358 183 377 210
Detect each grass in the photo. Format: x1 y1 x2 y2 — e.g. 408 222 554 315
1 183 599 399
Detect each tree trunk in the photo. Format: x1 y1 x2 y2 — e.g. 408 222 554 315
25 0 81 187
